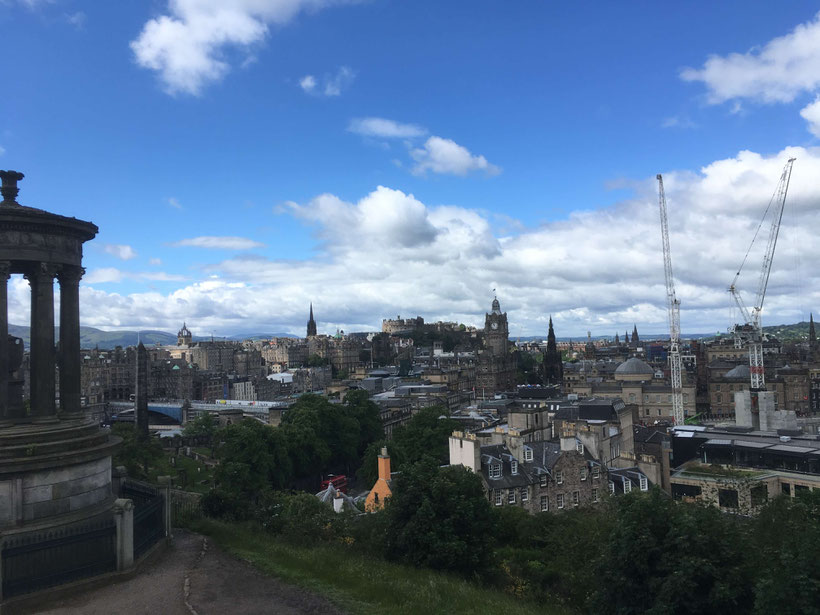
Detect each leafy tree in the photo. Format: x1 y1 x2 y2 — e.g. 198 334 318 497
213 419 292 498
591 489 753 614
751 491 820 614
342 389 383 456
111 423 163 480
385 461 495 578
360 405 457 486
307 354 327 367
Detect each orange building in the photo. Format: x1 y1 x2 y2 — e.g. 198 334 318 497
365 447 393 512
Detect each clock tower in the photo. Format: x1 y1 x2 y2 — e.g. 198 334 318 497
484 295 509 356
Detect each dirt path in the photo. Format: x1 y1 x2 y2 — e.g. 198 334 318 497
10 530 345 615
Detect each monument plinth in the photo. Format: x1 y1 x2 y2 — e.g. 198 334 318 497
0 171 119 533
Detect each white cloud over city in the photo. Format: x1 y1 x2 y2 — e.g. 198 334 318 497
8 146 816 338
682 10 820 136
131 0 344 95
172 236 266 250
348 116 499 177
299 66 355 97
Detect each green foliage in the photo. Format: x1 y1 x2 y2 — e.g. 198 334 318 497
360 405 457 486
111 423 163 480
182 411 219 438
590 489 753 615
751 491 820 614
307 354 327 367
385 461 495 578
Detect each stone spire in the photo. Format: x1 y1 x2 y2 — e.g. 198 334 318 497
306 303 317 337
624 330 630 344
136 342 149 439
631 324 639 347
544 316 563 384
810 313 816 345
615 332 620 345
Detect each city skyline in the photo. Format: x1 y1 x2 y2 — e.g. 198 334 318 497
3 2 820 337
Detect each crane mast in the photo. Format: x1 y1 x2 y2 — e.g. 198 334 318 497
657 174 684 425
728 158 795 390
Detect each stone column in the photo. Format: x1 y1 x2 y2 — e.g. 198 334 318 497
0 261 9 424
113 498 135 571
58 265 84 418
27 263 58 421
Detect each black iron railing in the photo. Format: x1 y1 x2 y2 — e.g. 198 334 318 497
1 517 116 599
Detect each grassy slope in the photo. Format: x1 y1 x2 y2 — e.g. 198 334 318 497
189 518 571 615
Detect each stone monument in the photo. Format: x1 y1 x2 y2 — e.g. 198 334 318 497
0 170 120 533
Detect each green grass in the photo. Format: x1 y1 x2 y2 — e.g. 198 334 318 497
189 518 572 615
680 464 767 479
148 452 215 494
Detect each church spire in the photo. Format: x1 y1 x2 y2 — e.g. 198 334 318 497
810 313 816 345
615 332 620 345
307 303 317 337
631 324 639 347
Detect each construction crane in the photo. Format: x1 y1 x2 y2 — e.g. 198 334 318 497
728 157 796 390
657 174 684 425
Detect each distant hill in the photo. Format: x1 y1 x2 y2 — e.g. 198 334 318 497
762 321 812 342
8 325 297 350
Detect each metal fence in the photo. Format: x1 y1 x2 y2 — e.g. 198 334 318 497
121 479 166 559
1 517 116 599
171 489 203 526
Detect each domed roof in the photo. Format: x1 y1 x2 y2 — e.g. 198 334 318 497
615 357 654 375
724 364 750 380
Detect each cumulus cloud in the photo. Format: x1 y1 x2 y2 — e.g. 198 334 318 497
801 96 820 137
83 268 187 284
299 66 355 96
348 117 427 139
131 0 341 95
681 11 820 136
410 136 501 176
168 197 183 209
103 244 138 260
66 11 86 29
149 257 163 266
10 147 817 337
172 236 265 250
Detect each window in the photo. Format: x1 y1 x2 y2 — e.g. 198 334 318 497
508 489 516 504
624 478 632 493
572 491 580 506
580 467 588 481
524 448 533 462
717 394 722 403
592 488 599 503
556 470 563 485
592 467 600 480
716 384 721 391
608 481 615 495
751 484 768 507
540 474 548 488
494 490 502 506
521 487 528 502
557 493 564 509
645 408 650 416
511 460 518 475
639 476 648 491
540 495 548 512
489 464 501 479
575 441 584 454
718 488 738 509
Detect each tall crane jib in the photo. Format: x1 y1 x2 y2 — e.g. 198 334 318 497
656 174 684 426
728 158 796 391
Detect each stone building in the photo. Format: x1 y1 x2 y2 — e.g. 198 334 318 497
475 296 515 397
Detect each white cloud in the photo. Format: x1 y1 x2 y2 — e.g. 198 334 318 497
800 96 820 137
681 11 820 104
84 268 124 284
299 74 317 93
149 257 163 266
0 145 5 156
103 244 138 260
172 236 265 250
410 136 500 176
12 147 818 337
66 11 86 29
82 268 187 284
299 66 355 97
131 0 340 95
347 117 427 139
168 197 183 209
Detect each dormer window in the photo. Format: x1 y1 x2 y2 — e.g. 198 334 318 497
511 460 518 475
639 476 648 491
575 441 584 454
524 448 533 462
540 474 548 488
624 478 632 493
489 463 501 479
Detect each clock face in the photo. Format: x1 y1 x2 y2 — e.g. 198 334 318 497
491 322 498 330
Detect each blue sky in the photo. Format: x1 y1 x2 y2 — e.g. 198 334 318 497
3 1 820 338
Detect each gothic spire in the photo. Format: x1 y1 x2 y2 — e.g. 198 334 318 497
811 313 816 345
307 303 317 337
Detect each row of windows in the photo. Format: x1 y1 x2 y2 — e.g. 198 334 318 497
492 462 601 483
